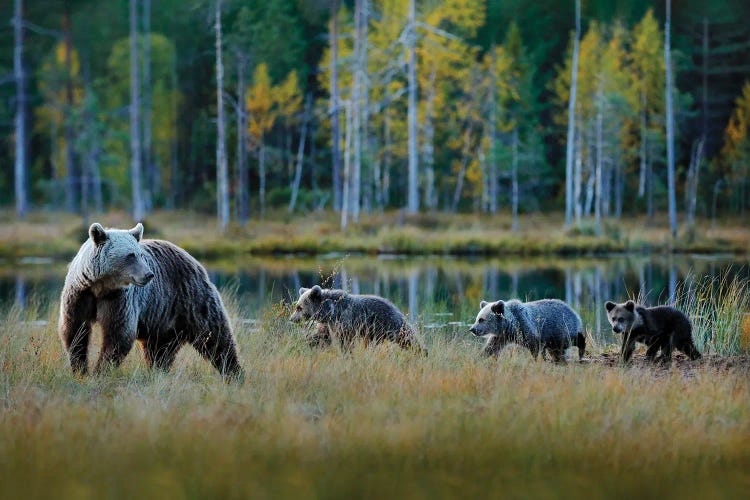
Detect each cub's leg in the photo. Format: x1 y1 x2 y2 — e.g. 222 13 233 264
620 334 637 364
547 347 567 364
306 323 332 349
645 338 662 362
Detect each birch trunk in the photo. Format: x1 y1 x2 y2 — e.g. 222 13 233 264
574 117 582 225
64 6 78 214
330 0 342 211
422 67 437 210
341 100 352 230
594 82 604 236
215 0 229 231
665 0 678 238
129 0 144 221
638 91 647 197
406 0 419 213
236 55 249 223
488 50 498 214
13 0 28 219
289 94 312 213
511 128 519 232
259 140 266 217
351 0 362 223
451 123 474 213
564 0 581 226
142 0 153 211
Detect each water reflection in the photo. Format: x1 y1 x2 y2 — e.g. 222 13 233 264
1 255 746 342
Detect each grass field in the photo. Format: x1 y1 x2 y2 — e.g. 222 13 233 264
1 209 749 260
1 283 749 499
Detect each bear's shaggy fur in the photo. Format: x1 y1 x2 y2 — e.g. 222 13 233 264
605 300 701 364
58 223 244 381
469 299 585 362
290 285 425 354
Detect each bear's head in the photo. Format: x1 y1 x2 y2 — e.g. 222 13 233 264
290 285 336 323
87 223 154 291
469 300 510 338
605 300 641 334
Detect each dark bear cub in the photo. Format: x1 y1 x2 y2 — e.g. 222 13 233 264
290 285 426 354
605 300 701 364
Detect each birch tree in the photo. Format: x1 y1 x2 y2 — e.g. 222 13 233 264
330 0 342 211
13 0 28 219
129 0 144 221
406 0 419 213
564 0 580 227
665 0 678 238
215 0 229 231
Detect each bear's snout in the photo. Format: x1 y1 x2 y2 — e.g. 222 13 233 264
469 325 478 335
612 324 622 333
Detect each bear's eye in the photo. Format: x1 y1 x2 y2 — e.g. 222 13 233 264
127 252 136 260
296 305 302 311
477 318 484 323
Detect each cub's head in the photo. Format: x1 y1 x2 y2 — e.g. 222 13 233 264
290 285 336 323
87 223 154 288
605 300 639 334
469 300 509 337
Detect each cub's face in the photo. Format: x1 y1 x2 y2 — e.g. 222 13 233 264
605 300 638 334
290 285 334 323
469 300 508 337
89 223 154 288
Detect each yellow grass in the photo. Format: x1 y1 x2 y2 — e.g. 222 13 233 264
1 294 749 498
1 209 748 260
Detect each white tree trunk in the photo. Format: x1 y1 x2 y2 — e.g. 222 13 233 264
289 94 312 213
422 67 437 210
236 55 249 223
130 0 144 221
406 0 419 213
594 82 604 236
488 50 498 214
330 0 342 211
13 0 27 219
451 124 473 212
564 0 581 226
215 0 229 230
351 0 362 222
638 91 647 197
665 0 678 238
142 0 154 211
341 100 352 230
574 117 582 225
511 128 519 232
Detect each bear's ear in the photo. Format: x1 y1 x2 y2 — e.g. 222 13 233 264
490 300 505 316
129 223 144 242
310 285 323 299
299 287 309 296
480 300 489 309
89 223 107 246
605 301 616 312
625 300 635 312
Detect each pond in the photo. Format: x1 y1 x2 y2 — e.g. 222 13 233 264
1 254 747 344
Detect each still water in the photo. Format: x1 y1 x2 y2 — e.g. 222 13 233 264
2 254 747 343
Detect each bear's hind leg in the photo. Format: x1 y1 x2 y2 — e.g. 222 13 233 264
645 339 661 362
191 322 244 383
547 347 567 364
141 333 184 371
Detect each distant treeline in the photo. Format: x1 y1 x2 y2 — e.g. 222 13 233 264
1 0 750 230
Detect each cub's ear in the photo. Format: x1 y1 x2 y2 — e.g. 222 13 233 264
89 223 107 246
310 285 323 298
625 300 635 312
298 287 310 296
490 300 505 316
480 300 489 309
129 223 144 242
605 301 616 312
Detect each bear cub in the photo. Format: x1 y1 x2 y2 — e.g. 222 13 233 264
605 300 701 364
290 285 425 354
58 223 244 381
470 298 585 362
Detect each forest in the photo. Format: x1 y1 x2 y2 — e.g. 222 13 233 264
2 0 750 234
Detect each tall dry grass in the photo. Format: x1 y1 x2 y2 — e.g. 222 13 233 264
0 288 749 498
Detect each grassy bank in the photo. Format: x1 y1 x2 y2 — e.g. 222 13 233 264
0 209 748 260
2 282 750 498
